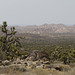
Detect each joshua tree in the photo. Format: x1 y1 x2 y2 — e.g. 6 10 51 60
0 21 21 60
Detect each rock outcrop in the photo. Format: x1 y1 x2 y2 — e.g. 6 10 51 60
0 50 71 73
26 50 49 61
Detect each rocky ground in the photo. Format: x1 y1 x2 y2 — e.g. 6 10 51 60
0 50 75 75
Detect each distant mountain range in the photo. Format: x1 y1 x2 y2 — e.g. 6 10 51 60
14 24 75 34
0 24 75 35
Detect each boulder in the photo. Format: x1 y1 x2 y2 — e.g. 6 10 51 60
2 60 10 66
43 61 50 64
36 64 45 69
21 55 28 60
13 58 23 64
36 61 43 66
26 61 32 66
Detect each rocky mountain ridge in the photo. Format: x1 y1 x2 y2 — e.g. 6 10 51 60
0 24 75 35
14 24 75 34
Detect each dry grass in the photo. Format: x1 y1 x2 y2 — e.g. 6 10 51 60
60 67 75 75
0 64 75 75
24 67 75 75
0 66 24 75
0 68 75 75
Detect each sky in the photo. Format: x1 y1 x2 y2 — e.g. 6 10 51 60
0 0 75 26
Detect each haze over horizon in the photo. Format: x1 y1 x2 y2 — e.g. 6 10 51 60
0 0 75 26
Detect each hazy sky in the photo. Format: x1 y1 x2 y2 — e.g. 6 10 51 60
0 0 75 25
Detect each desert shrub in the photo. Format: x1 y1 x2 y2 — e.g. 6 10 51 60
51 46 75 64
